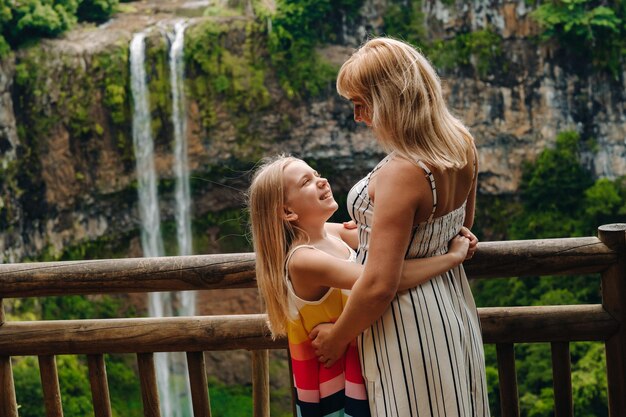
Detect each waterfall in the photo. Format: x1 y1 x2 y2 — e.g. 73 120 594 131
169 20 194 296
167 20 194 417
130 34 164 260
129 31 173 417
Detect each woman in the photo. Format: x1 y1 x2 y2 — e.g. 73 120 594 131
310 37 490 417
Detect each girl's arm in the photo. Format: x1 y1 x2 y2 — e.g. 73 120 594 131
397 235 468 290
324 222 358 249
288 234 468 293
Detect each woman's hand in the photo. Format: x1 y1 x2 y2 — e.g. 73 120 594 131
342 220 357 230
448 235 470 265
459 226 478 260
309 323 348 368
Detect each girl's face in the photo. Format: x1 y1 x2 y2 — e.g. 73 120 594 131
351 98 372 126
283 160 338 224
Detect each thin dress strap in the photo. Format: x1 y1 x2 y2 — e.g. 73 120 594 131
284 245 315 282
416 160 437 221
327 234 355 260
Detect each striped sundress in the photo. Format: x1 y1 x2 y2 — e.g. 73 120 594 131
285 243 371 417
347 153 490 417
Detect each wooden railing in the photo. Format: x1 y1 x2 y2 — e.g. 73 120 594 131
0 224 624 417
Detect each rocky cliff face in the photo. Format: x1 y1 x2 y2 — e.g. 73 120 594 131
418 0 626 193
0 0 624 263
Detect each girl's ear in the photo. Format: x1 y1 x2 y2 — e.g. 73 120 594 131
283 207 298 222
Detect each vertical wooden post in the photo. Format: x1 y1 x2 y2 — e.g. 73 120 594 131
137 353 162 417
252 350 270 417
496 343 520 417
0 299 18 417
599 223 626 417
0 355 18 417
186 351 211 417
551 342 573 417
87 354 113 417
38 355 64 417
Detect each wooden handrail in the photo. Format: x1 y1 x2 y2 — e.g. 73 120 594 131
0 237 617 298
0 305 617 356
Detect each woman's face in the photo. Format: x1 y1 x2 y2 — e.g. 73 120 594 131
351 99 372 126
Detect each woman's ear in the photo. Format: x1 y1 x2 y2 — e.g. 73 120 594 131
283 207 298 222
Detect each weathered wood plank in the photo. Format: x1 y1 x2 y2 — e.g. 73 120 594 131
252 350 270 417
465 237 617 279
87 354 113 417
137 353 161 417
0 253 256 297
0 237 617 298
496 343 519 417
0 355 18 417
599 224 626 417
479 304 617 343
0 314 279 355
186 351 211 417
0 306 618 356
38 355 64 417
551 342 572 417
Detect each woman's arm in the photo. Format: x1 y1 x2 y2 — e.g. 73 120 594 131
311 159 423 366
464 143 478 228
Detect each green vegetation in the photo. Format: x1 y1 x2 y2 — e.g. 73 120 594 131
185 20 272 159
93 43 131 130
531 0 626 77
381 1 505 78
382 0 426 47
0 0 119 57
473 130 625 417
256 0 363 98
429 29 505 78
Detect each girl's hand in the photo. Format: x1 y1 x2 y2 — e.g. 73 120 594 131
309 323 348 368
459 226 478 260
448 236 470 265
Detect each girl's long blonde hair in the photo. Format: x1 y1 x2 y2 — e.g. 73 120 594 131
337 37 474 169
248 156 307 337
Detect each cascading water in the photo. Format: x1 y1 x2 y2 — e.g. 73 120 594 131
169 20 193 264
130 31 173 417
166 20 194 417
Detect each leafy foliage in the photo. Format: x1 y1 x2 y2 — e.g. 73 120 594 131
473 130 625 416
258 0 363 98
531 0 626 76
0 0 119 56
429 29 504 78
380 1 505 78
382 0 426 46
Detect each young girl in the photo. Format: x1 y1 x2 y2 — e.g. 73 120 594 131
248 155 472 417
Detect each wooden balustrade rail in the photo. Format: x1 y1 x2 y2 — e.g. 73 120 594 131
0 305 618 356
0 225 624 417
0 237 616 298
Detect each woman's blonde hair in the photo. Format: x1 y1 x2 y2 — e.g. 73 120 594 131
337 37 473 169
248 155 307 337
